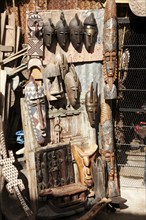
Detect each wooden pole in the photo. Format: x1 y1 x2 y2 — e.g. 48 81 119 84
77 198 111 220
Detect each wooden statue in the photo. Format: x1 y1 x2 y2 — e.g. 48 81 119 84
72 143 98 197
100 102 126 204
103 0 117 100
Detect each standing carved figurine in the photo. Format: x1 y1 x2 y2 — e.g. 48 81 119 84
103 0 117 99
100 102 126 204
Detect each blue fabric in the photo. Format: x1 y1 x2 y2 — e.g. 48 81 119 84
15 130 24 144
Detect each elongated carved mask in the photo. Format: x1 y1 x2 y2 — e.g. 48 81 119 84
24 75 47 145
56 12 70 48
55 51 69 80
43 63 64 102
69 13 83 50
85 82 98 128
84 13 98 52
43 18 56 49
103 0 117 99
64 64 80 108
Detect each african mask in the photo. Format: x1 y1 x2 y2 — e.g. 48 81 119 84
103 0 117 99
64 64 80 108
43 18 56 49
85 82 98 128
56 12 70 48
55 51 69 80
83 13 98 52
27 12 43 38
69 13 83 50
24 76 47 145
43 63 64 102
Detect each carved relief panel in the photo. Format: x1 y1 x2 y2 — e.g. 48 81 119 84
35 143 75 193
48 112 83 144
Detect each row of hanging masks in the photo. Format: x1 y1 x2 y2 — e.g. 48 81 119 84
43 12 98 51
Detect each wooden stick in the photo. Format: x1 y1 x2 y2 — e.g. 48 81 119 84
1 47 27 64
1 48 27 65
1 11 6 44
7 62 27 77
77 198 111 220
0 11 7 65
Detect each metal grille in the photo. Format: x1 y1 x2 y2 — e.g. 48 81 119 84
116 16 146 187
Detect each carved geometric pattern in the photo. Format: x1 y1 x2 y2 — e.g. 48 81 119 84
28 38 43 57
0 151 24 193
24 81 45 100
0 128 33 217
24 80 47 145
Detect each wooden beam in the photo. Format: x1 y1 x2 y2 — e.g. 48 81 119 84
116 0 129 3
39 183 88 197
0 45 13 52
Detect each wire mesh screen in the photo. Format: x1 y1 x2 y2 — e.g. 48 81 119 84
116 16 146 187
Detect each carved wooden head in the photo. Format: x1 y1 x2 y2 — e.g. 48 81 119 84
83 13 98 52
69 13 83 50
85 82 98 128
64 64 80 108
56 12 70 48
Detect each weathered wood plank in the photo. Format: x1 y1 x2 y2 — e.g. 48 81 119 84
0 45 13 52
20 98 39 219
4 13 15 51
39 183 88 197
1 11 6 44
0 70 7 121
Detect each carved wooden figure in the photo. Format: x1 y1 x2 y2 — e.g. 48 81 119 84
103 0 117 99
85 82 98 128
27 12 44 57
100 102 122 202
72 143 98 197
